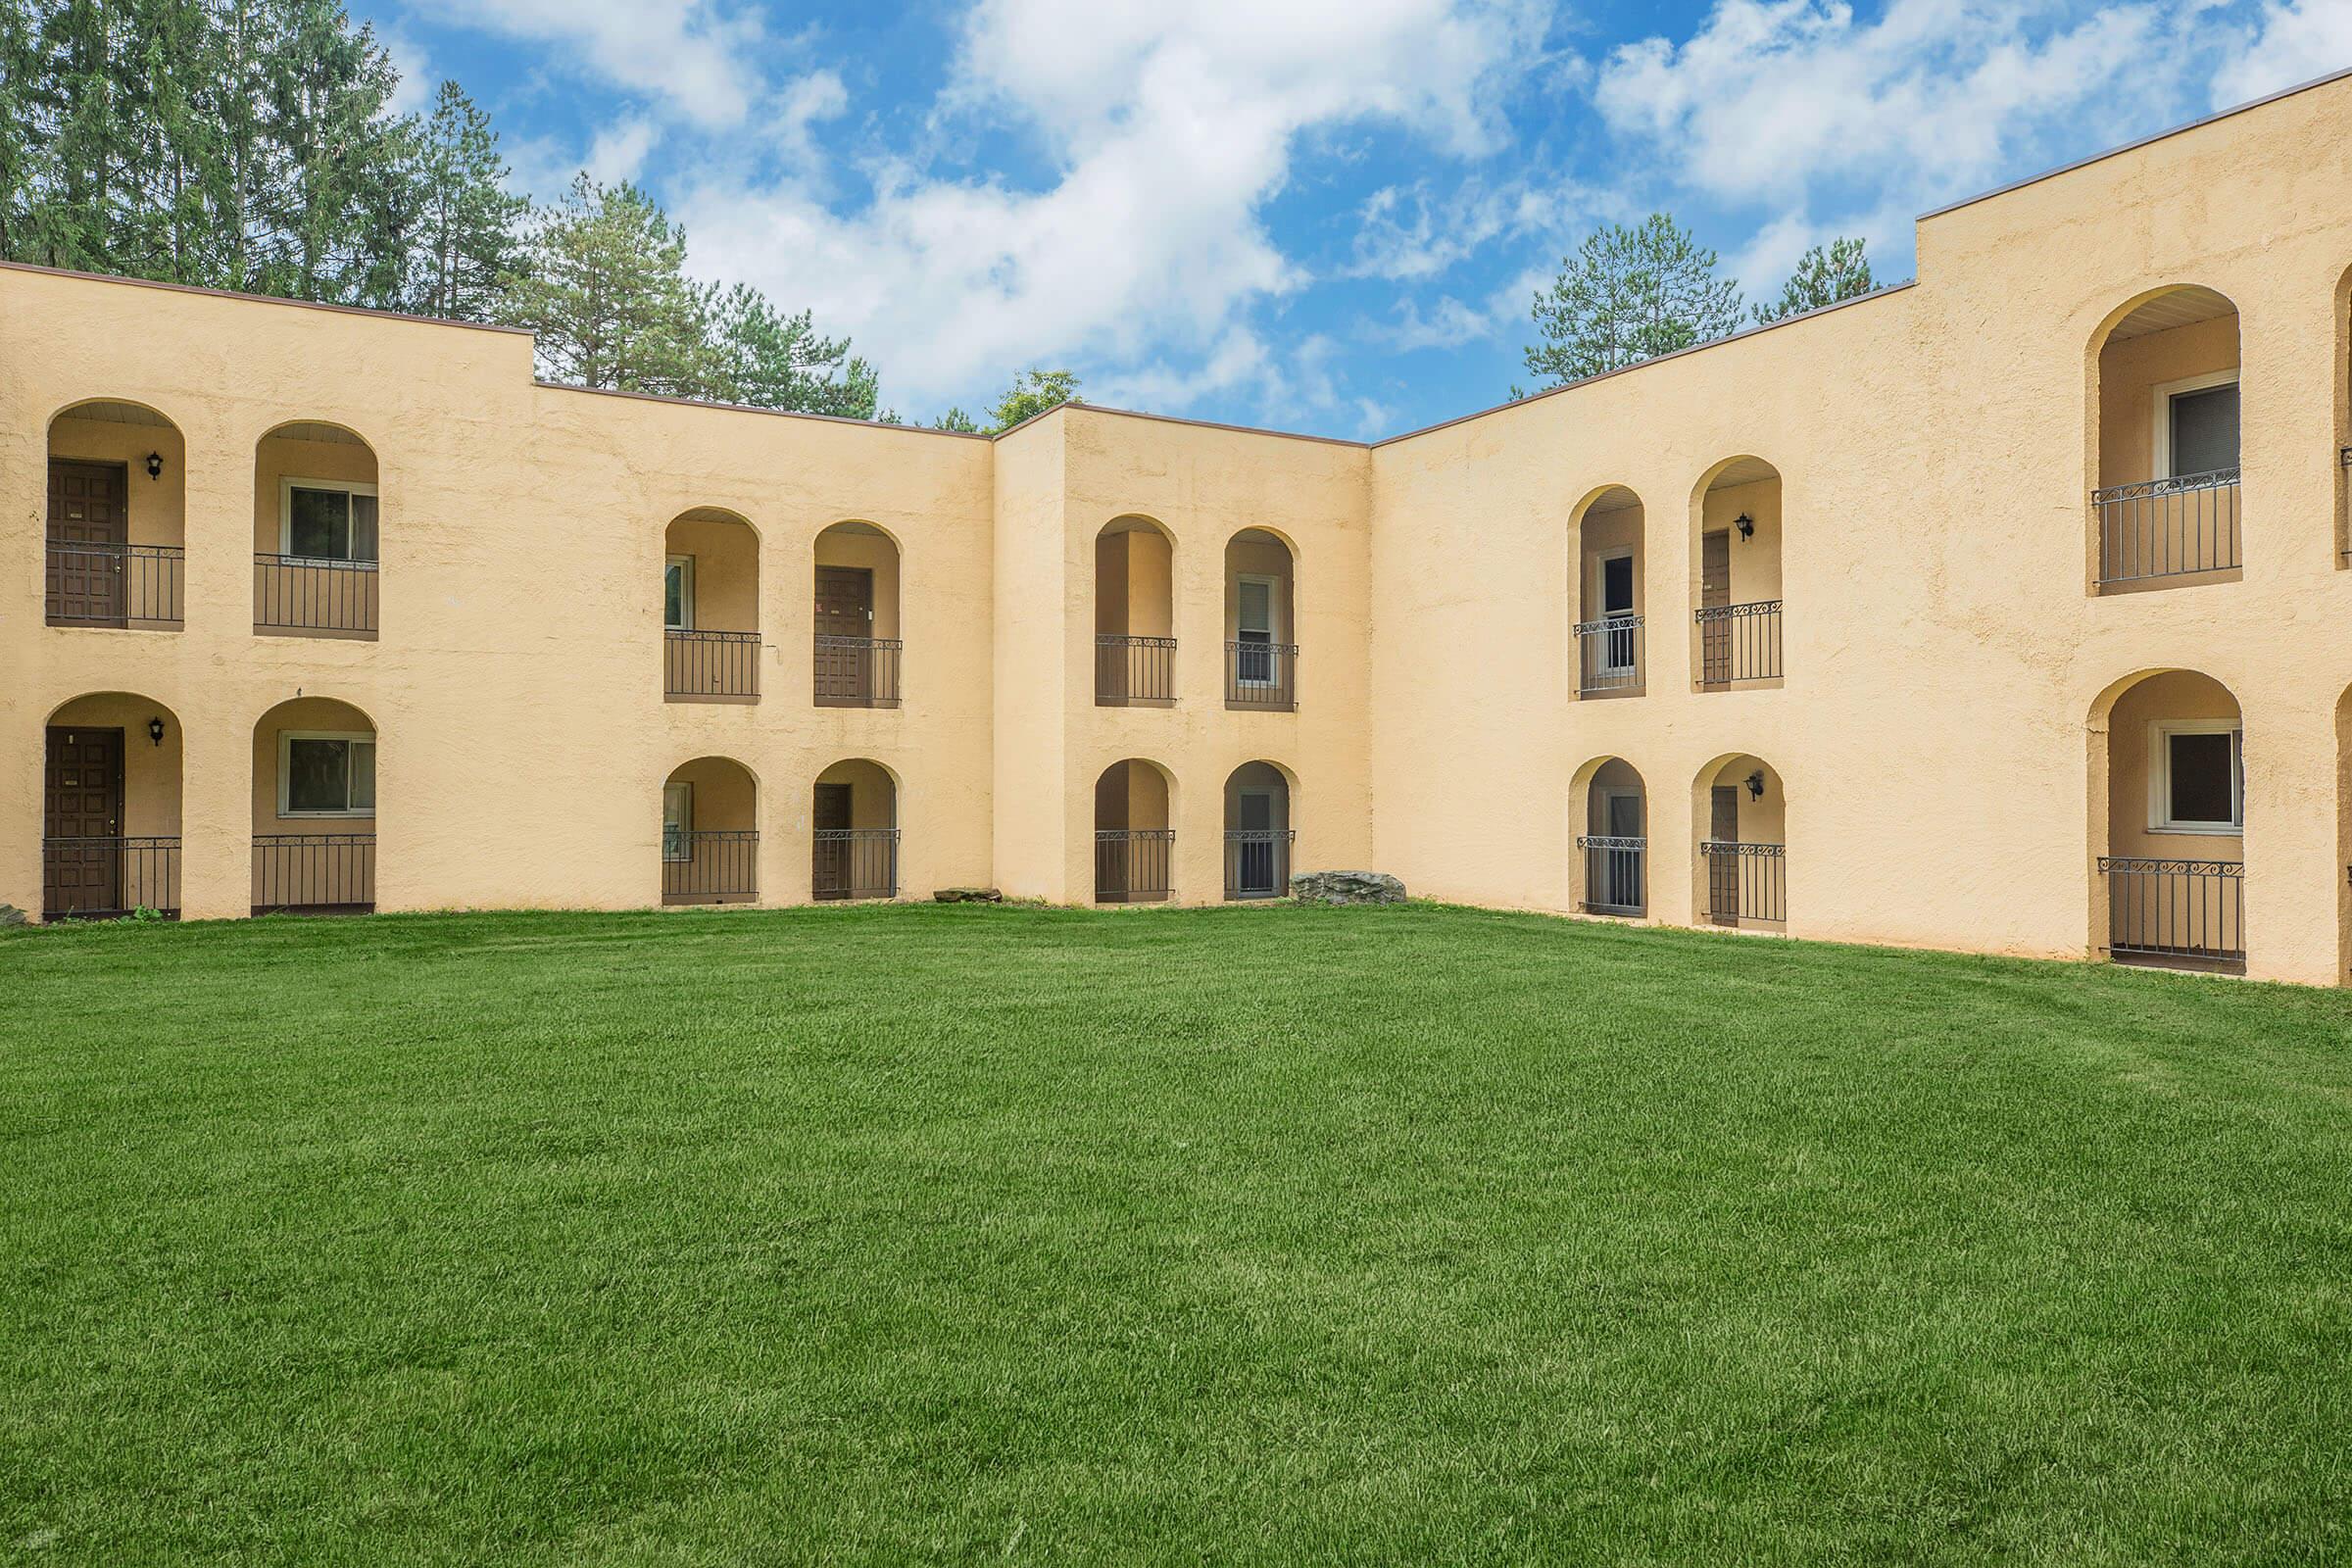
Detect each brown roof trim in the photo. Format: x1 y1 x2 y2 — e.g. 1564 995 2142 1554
996 400 1371 449
1918 65 2352 222
534 379 993 439
0 258 536 334
1371 279 1916 449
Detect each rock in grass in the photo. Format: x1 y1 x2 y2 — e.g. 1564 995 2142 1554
1289 871 1404 906
0 904 26 927
934 888 1004 904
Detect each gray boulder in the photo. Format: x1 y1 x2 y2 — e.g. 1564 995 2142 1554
1289 870 1405 906
933 887 1004 904
0 904 25 927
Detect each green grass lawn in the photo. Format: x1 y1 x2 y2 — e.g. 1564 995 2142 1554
4 904 2350 1566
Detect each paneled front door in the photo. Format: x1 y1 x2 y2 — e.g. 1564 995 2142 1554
1708 784 1740 926
47 461 128 626
814 566 874 706
44 726 124 916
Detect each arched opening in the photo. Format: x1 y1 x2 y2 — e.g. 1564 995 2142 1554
662 756 759 905
40 693 184 920
252 696 377 915
254 420 380 637
1690 457 1783 690
1570 486 1644 698
1096 515 1176 705
2088 286 2241 591
813 521 903 709
2090 670 2244 971
45 401 186 631
1691 755 1786 929
663 508 760 700
1572 757 1646 917
1094 759 1174 903
1222 760 1294 899
1224 529 1297 710
812 759 900 901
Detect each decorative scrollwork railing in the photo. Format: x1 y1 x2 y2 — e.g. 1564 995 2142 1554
2092 467 2240 586
1695 599 1782 686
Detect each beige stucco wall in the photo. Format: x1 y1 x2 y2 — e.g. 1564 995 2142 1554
1370 71 2352 984
10 73 2352 980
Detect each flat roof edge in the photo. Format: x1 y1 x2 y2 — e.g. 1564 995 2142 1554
0 258 538 335
1918 64 2352 222
535 379 993 438
1372 279 1917 449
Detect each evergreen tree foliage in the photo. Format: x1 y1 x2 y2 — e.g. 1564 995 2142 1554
1751 236 1876 324
1523 214 1744 386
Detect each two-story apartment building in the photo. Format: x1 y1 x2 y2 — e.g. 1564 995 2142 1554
9 70 2352 983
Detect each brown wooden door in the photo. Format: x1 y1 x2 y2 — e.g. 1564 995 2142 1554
812 782 853 899
1699 529 1731 688
44 727 124 916
814 566 874 706
47 461 128 626
1708 784 1740 925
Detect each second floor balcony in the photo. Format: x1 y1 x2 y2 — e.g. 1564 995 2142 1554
1574 614 1643 697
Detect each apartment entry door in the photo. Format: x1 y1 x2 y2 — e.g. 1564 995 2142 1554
47 461 127 626
44 726 124 916
812 782 853 900
814 566 874 706
1699 529 1731 687
1235 787 1279 896
1599 789 1643 911
1708 785 1740 926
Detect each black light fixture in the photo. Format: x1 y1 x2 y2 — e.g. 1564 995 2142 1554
144 451 163 480
146 716 166 747
1744 769 1765 801
1735 512 1755 541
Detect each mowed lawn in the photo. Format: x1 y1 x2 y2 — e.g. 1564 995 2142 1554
4 905 2350 1566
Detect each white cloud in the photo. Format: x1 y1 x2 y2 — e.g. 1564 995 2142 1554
585 117 662 186
414 0 769 128
378 24 436 116
1346 178 1586 280
1593 0 2174 209
677 0 1550 408
2215 1 2352 104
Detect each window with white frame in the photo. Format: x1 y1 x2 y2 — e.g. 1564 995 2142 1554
2150 720 2243 834
662 781 694 860
2151 370 2240 480
281 479 379 563
664 556 695 630
279 731 376 817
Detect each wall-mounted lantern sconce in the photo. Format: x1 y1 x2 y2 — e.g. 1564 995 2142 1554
144 452 164 480
1745 769 1765 801
146 717 166 747
1735 512 1755 541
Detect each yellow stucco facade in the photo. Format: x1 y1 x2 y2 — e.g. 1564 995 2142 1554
10 74 2352 981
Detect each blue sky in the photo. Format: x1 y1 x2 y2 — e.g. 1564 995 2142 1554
350 0 2352 438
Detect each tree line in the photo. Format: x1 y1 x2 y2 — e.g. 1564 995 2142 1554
1522 217 1879 391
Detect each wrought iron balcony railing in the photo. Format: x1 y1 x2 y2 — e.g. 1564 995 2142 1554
41 836 181 920
1574 615 1643 696
1702 839 1785 926
813 827 900 901
1576 834 1645 916
1096 635 1177 705
254 833 375 914
1225 642 1298 710
1696 599 1783 686
813 635 902 708
1224 829 1294 900
45 543 184 628
255 554 378 635
2100 857 2244 969
1096 828 1174 903
662 828 759 904
2092 467 2240 587
665 629 760 699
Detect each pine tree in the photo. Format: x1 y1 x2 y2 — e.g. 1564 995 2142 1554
1524 214 1744 386
501 173 710 396
1752 236 1876 325
699 281 883 417
395 80 526 320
